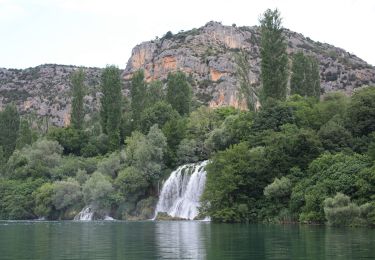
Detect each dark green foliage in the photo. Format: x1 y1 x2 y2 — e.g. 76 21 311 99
347 87 375 137
0 104 20 159
259 9 288 102
202 143 271 222
252 101 295 132
290 92 349 130
234 50 258 111
100 66 122 150
115 167 148 201
52 178 83 211
33 182 56 218
264 124 323 175
323 193 360 226
16 119 33 150
166 71 192 116
125 125 167 182
140 101 179 133
0 178 44 219
0 146 5 173
146 80 165 106
70 69 86 130
318 121 353 152
162 117 187 167
290 52 321 99
83 172 114 209
205 111 253 153
47 127 89 155
367 133 375 161
5 139 63 180
130 70 147 129
292 153 372 223
81 134 109 157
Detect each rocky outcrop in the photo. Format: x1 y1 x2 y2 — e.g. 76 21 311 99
123 21 375 108
0 64 102 126
1 22 374 126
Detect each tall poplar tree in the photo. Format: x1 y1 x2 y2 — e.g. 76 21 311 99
130 70 147 130
100 65 122 150
259 9 288 102
0 104 20 158
166 71 192 116
16 119 33 150
290 52 321 99
235 50 259 111
70 68 86 130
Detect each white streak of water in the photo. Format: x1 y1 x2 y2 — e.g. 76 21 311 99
154 161 208 220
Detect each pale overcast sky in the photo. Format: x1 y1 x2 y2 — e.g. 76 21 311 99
1 0 374 69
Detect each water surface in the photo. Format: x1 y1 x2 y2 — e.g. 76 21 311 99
0 221 374 259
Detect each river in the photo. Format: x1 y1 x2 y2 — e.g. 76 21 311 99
0 221 374 259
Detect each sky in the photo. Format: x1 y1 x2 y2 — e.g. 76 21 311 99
1 0 374 69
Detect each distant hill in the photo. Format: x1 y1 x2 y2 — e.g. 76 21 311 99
123 21 375 108
1 21 374 126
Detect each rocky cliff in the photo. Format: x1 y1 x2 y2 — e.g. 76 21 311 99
0 64 102 126
124 21 375 108
1 22 375 126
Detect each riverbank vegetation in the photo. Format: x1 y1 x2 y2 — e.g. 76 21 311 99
0 9 374 227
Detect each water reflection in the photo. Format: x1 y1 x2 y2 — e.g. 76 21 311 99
1 221 375 259
156 221 208 259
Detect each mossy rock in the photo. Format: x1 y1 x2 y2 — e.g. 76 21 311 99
155 212 185 221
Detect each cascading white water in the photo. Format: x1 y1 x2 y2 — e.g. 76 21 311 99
74 206 94 221
74 206 115 221
154 161 208 220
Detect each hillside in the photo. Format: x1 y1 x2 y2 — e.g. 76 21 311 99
1 21 374 126
0 64 102 126
124 21 375 108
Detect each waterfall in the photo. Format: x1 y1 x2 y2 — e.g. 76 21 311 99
74 206 115 221
154 161 208 220
74 206 94 221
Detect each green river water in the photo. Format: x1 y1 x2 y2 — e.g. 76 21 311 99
0 221 374 259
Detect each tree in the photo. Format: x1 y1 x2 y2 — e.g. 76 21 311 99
290 52 320 99
100 66 122 150
115 166 148 201
5 139 63 180
347 87 375 137
166 71 192 116
82 172 114 209
201 143 271 222
0 146 5 173
33 182 56 218
130 70 147 130
264 177 292 199
318 120 352 152
291 153 371 223
139 101 179 133
16 119 33 150
234 50 258 111
264 124 323 175
52 178 82 210
47 127 88 155
70 69 86 130
323 193 360 226
146 80 165 106
252 101 295 132
259 9 288 102
125 125 167 182
0 104 20 159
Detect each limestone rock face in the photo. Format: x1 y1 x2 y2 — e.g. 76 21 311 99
0 64 102 127
1 22 374 127
123 21 375 108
